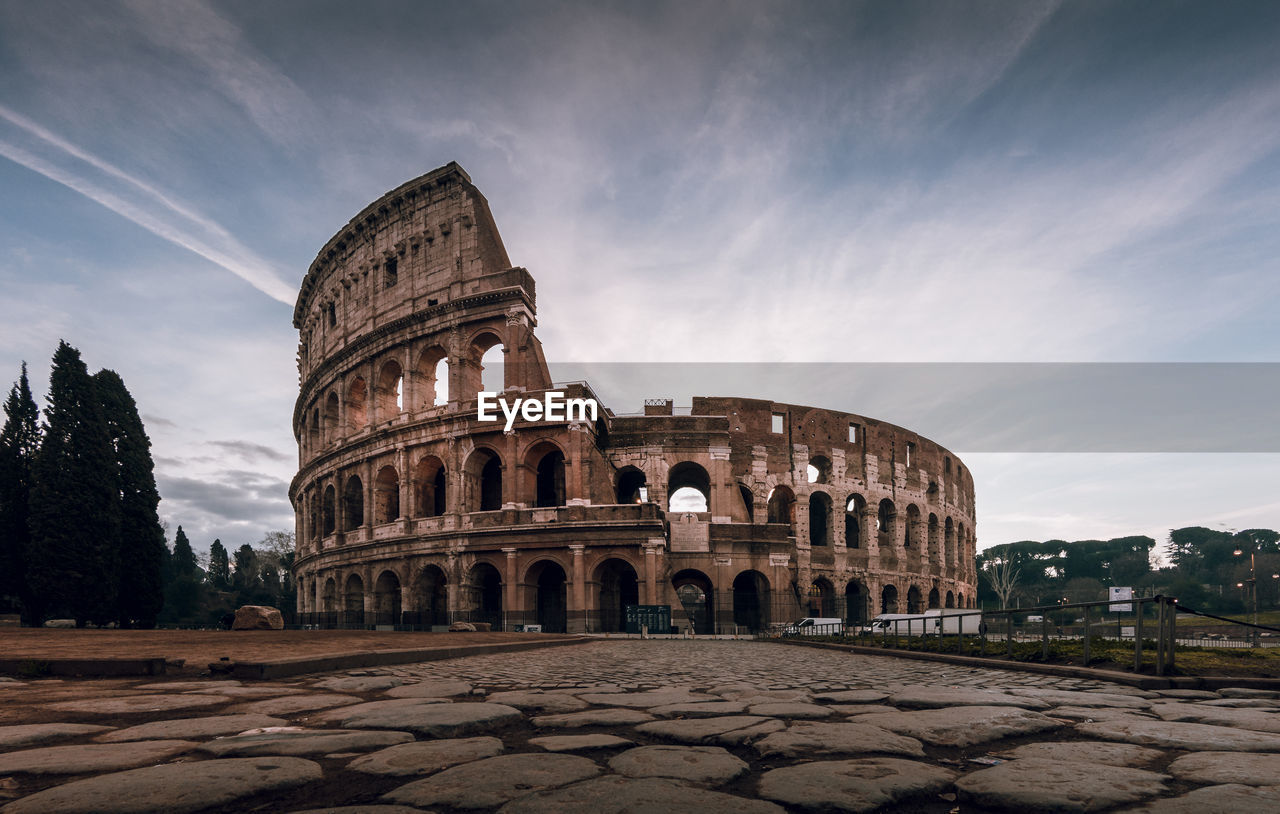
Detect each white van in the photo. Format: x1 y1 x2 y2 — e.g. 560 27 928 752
1025 615 1044 624
783 617 845 636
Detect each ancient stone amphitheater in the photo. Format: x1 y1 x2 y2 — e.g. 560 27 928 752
291 162 977 633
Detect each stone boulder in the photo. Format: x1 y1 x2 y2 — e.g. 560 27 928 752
449 621 477 632
232 605 284 630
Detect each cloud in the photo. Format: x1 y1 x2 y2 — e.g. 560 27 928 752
207 440 290 464
0 104 296 304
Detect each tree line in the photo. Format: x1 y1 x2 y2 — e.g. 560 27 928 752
0 342 295 627
977 527 1280 614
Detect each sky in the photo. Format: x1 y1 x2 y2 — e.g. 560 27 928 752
1 0 1279 560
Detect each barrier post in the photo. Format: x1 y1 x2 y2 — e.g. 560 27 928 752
1134 599 1144 673
1082 604 1091 666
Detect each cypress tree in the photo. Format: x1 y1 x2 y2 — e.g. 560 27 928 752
27 341 120 626
0 363 40 620
95 370 166 628
164 525 201 622
208 539 230 591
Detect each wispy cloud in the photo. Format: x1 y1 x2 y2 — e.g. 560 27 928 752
0 104 296 304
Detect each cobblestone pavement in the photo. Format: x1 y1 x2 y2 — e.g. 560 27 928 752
3 640 1280 812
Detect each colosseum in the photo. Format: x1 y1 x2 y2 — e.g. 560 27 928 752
291 162 978 634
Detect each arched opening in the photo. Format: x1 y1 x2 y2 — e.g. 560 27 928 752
414 565 449 627
469 562 503 630
374 570 401 624
881 583 899 614
904 504 921 550
324 392 339 446
957 523 968 565
846 494 865 548
808 578 835 617
809 492 831 546
529 560 567 633
672 569 714 635
595 558 639 633
946 590 956 608
308 407 320 454
376 359 404 423
343 573 364 622
928 587 940 609
461 331 504 397
464 448 503 512
416 346 448 409
845 580 868 624
877 498 896 548
735 483 755 523
615 467 647 504
528 444 566 508
944 517 956 564
308 495 319 542
959 591 967 609
321 485 336 536
667 461 710 513
928 514 940 560
732 570 770 632
347 377 368 434
480 343 504 395
767 485 796 531
906 585 923 614
342 475 364 531
322 577 336 612
413 456 447 517
374 465 400 524
807 455 832 484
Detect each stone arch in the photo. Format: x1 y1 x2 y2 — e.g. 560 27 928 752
845 579 868 624
667 461 710 513
308 406 320 454
807 454 832 484
672 569 714 635
468 561 504 629
342 475 364 531
881 583 899 614
415 345 449 409
324 391 340 446
594 558 639 633
944 517 956 564
957 522 968 567
374 569 401 623
321 484 336 536
945 590 955 608
904 503 921 550
322 576 336 612
928 513 940 560
374 465 400 523
413 455 447 517
524 440 566 508
346 376 368 434
461 330 505 396
615 466 647 504
413 564 449 627
526 559 567 633
928 586 941 609
845 494 865 548
767 485 796 531
375 358 404 423
906 584 923 614
734 483 755 523
463 447 503 512
808 577 835 617
809 492 832 546
343 573 364 618
877 498 896 549
732 570 770 632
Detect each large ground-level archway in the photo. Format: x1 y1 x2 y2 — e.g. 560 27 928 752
595 558 639 633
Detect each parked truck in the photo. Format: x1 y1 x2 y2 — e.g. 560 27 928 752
862 609 981 636
781 617 845 636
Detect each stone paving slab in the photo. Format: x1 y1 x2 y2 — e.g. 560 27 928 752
887 685 1051 709
495 775 786 814
633 715 781 744
851 705 1065 747
0 739 195 775
1078 718 1280 751
607 744 747 784
1165 751 1280 785
44 694 230 715
751 721 925 758
347 736 505 776
527 734 633 752
956 757 1170 812
195 728 414 756
1116 783 1280 813
994 740 1166 766
94 714 286 742
384 679 472 698
1 756 323 813
332 701 522 737
382 753 601 809
0 724 113 750
530 708 655 728
229 693 362 716
1148 702 1280 733
757 757 956 812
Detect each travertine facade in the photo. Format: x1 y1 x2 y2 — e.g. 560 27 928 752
291 162 977 633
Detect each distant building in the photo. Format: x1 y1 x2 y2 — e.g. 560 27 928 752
291 162 977 633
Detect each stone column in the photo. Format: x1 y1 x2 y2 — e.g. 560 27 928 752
366 360 377 427
567 424 585 504
642 541 661 605
503 431 518 508
363 461 374 528
709 447 732 523
503 548 519 630
569 545 586 633
396 446 409 522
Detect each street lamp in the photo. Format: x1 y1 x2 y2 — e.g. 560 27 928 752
1234 547 1260 646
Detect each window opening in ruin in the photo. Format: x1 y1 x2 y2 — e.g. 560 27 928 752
480 455 503 511
434 358 449 405
849 423 859 443
669 487 707 513
616 468 647 504
375 465 400 523
767 486 796 529
845 495 862 548
414 457 446 517
808 455 831 484
342 475 364 532
737 483 754 523
377 360 404 421
667 461 711 513
809 492 830 546
771 413 784 433
321 485 336 536
385 257 398 288
534 449 567 508
944 456 951 474
480 344 503 394
327 302 336 327
905 441 915 468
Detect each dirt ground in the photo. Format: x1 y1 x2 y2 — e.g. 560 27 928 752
0 629 576 673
